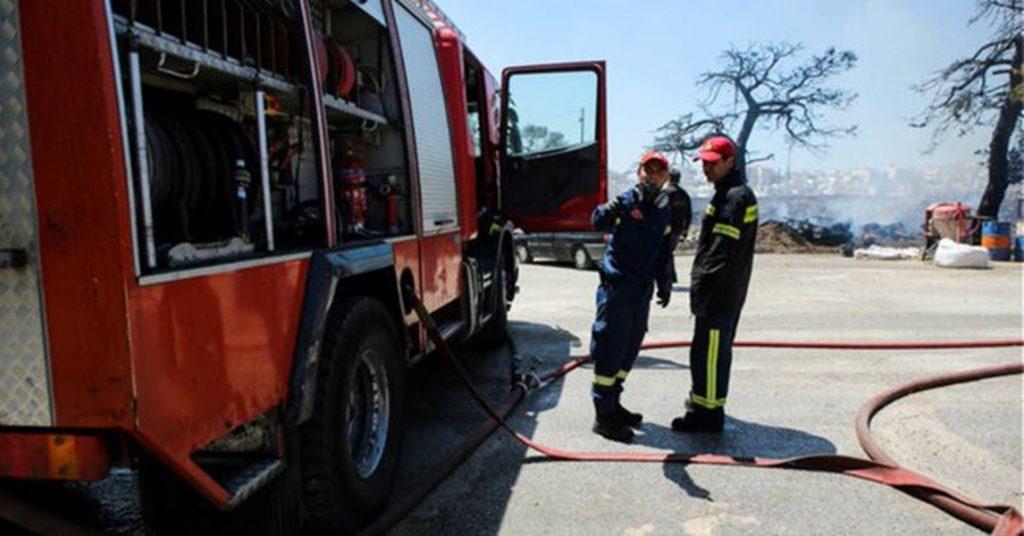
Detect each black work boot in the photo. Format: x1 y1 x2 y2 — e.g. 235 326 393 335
671 408 725 433
592 413 634 442
614 403 643 428
611 381 641 427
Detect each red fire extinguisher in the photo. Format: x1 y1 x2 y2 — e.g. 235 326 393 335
381 174 401 234
337 139 367 233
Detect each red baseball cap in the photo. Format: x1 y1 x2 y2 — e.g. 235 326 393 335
640 150 669 168
693 136 735 162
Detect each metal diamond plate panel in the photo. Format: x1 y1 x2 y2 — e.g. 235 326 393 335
0 0 52 426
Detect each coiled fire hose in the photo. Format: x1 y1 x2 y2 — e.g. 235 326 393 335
359 296 1023 535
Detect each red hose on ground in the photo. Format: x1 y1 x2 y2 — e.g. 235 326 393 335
367 299 1023 535
855 362 1024 533
358 391 525 536
641 339 1024 351
541 338 1024 383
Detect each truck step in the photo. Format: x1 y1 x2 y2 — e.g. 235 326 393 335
223 458 284 509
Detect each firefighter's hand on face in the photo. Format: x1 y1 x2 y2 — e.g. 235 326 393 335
656 280 671 308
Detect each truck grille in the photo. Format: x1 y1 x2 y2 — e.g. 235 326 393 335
0 0 52 426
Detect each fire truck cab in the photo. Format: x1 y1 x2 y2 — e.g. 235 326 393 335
0 0 606 531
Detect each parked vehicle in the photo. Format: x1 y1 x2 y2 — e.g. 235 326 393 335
514 231 606 270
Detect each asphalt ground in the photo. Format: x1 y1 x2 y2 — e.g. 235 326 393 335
2 254 1020 535
392 254 1022 535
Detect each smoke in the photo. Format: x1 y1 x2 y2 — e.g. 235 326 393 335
613 163 1022 240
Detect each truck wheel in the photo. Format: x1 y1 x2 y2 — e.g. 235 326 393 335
572 246 592 270
473 260 509 347
301 296 405 532
515 243 532 264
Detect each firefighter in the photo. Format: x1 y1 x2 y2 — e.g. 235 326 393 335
667 167 693 247
588 150 677 442
673 136 758 434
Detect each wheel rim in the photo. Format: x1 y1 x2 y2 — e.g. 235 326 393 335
346 348 390 479
574 248 587 268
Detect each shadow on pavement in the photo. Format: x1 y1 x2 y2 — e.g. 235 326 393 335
515 415 837 504
644 417 838 501
392 320 580 533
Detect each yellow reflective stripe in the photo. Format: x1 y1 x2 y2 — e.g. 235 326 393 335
744 204 758 223
707 329 720 403
614 217 621 228
594 374 616 387
616 370 629 380
663 225 671 236
489 222 501 235
706 205 716 216
712 223 741 240
691 393 727 409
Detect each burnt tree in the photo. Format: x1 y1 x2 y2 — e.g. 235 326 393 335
651 113 728 162
913 0 1023 218
653 43 858 167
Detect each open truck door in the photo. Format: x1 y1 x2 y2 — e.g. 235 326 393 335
499 62 607 232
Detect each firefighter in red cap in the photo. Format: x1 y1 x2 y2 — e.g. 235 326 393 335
587 150 679 442
673 135 758 433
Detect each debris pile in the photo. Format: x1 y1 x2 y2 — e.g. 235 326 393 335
755 221 832 253
685 219 925 255
858 222 920 248
789 219 854 247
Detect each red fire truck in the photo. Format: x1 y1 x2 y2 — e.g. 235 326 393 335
0 0 606 531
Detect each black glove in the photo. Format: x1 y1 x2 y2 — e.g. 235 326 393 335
656 282 671 308
606 195 626 217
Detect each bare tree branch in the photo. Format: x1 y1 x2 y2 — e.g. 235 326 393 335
746 153 776 165
914 0 1023 217
653 42 858 166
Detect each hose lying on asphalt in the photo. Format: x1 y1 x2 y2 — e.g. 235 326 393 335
360 297 1023 535
641 339 1024 351
855 362 1024 533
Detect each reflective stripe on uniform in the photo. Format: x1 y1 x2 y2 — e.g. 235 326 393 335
744 204 758 223
616 370 629 380
706 205 716 216
594 374 616 387
712 223 741 240
663 225 671 236
614 217 621 228
707 328 720 402
691 393 727 409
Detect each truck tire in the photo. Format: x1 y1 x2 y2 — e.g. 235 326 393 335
138 442 302 535
572 246 592 270
300 296 405 532
472 260 509 347
515 243 532 264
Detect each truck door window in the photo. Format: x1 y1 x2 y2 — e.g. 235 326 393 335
504 71 597 156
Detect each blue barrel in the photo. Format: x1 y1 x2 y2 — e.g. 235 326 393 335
981 221 1012 260
1014 236 1024 262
